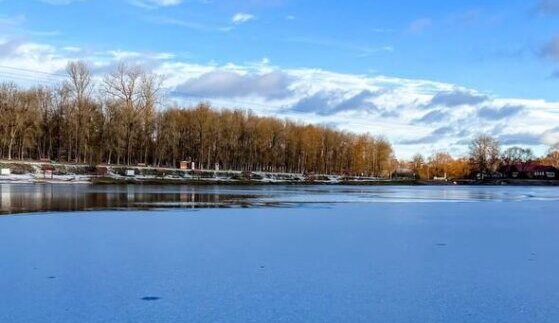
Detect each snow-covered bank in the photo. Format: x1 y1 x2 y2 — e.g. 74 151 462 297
0 160 407 185
0 173 93 184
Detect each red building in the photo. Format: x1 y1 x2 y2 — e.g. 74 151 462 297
179 161 196 170
499 164 557 179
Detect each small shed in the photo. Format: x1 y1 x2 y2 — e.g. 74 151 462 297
0 168 11 176
42 165 55 179
179 161 191 170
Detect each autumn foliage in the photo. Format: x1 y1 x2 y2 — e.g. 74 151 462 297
0 61 394 176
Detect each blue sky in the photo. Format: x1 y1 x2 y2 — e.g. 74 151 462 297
1 0 559 157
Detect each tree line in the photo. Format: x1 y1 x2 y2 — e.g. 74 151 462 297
406 135 559 180
0 61 395 176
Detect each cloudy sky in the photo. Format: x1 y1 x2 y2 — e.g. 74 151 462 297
1 0 559 158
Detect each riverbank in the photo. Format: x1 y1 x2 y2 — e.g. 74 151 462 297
1 160 558 186
0 160 414 185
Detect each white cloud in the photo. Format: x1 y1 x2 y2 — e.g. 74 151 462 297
39 0 84 5
62 46 82 53
408 18 432 33
175 70 293 99
1 38 559 159
542 127 559 145
538 0 559 15
146 16 221 32
128 0 182 9
232 13 255 25
0 14 61 39
287 37 394 57
0 14 26 26
107 50 142 60
542 36 559 61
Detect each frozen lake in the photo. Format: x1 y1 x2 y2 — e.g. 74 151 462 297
2 184 559 214
1 184 559 322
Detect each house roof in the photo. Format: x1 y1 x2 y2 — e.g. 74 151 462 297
523 164 557 172
500 163 557 173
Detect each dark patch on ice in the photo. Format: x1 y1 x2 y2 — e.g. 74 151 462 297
141 296 161 301
47 276 56 279
260 265 266 269
435 243 447 247
528 252 536 261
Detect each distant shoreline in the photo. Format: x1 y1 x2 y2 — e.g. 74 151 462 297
89 177 418 186
3 176 559 187
1 160 558 186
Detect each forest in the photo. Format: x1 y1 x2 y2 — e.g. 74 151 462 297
0 61 395 176
2 61 558 180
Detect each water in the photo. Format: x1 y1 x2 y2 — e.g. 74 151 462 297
2 183 559 214
0 184 262 214
0 184 559 322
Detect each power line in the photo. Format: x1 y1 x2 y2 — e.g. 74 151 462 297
0 65 67 78
0 65 66 86
0 72 62 86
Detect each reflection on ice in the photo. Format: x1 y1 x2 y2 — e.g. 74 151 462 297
0 184 258 214
252 186 559 204
1 184 559 215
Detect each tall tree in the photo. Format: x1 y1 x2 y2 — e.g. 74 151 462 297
469 134 500 177
64 61 99 163
501 146 534 172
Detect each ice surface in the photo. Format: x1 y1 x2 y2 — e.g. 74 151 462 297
1 190 559 322
3 184 559 215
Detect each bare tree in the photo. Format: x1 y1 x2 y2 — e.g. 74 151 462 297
0 83 27 160
501 146 534 171
66 61 93 103
102 63 143 165
429 152 453 178
542 144 559 168
64 61 96 163
469 134 500 177
138 71 163 163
